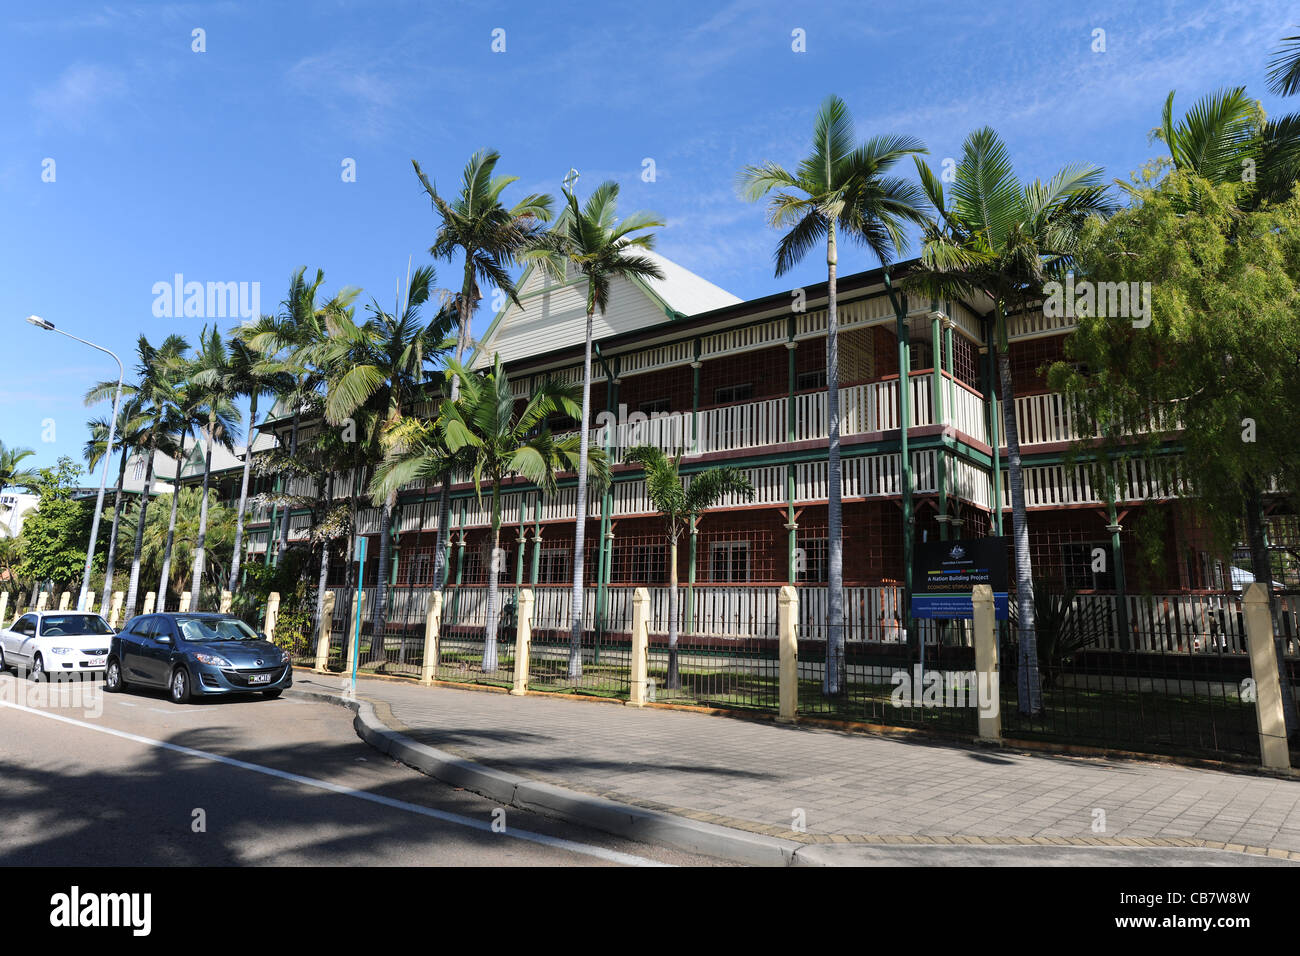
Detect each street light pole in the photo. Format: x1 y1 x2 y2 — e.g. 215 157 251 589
26 315 124 611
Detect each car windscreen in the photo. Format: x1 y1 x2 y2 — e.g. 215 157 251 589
175 617 260 642
39 615 113 636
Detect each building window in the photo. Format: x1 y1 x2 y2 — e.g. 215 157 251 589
709 541 750 582
797 535 829 583
796 370 826 391
538 546 571 585
639 398 671 415
715 383 753 405
613 542 667 583
1060 541 1116 591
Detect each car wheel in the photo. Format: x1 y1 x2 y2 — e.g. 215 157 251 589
262 688 282 699
105 658 125 693
29 654 45 683
169 666 191 705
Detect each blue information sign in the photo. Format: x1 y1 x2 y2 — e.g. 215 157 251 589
910 537 1009 620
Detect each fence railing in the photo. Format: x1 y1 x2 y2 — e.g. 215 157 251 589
293 582 1299 767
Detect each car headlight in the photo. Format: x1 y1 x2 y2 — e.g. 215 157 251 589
50 647 73 655
193 652 232 667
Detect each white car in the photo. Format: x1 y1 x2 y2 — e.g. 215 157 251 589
0 611 116 680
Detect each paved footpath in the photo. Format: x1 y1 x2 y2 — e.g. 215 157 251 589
289 671 1300 865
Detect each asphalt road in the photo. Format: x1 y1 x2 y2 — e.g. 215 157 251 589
0 673 728 867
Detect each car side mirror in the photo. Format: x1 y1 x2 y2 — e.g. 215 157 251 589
258 631 268 641
158 635 172 645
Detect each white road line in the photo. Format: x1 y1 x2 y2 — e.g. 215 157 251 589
0 699 669 867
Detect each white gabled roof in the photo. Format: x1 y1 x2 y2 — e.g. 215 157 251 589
638 248 742 317
472 249 738 369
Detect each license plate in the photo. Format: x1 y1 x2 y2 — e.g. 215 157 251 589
248 673 271 685
89 657 106 667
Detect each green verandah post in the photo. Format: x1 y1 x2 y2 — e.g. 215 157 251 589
884 272 915 657
786 314 798 583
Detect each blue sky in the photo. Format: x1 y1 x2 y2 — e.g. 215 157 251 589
1 0 1294 477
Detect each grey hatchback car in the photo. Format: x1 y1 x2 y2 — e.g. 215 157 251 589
105 613 293 704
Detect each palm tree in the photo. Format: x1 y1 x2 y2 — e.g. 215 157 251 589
1153 87 1300 210
87 335 189 618
156 380 194 612
375 356 606 673
185 325 241 610
526 180 664 678
83 399 149 609
247 268 360 566
0 441 39 496
624 446 754 689
321 264 454 659
223 324 293 593
412 151 554 593
738 94 928 695
909 126 1115 715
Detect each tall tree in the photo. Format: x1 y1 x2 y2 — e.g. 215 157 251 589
375 357 605 672
624 446 754 689
247 268 360 566
186 325 241 609
83 399 149 609
738 94 927 695
412 151 554 595
526 180 664 678
87 335 188 618
223 323 293 593
321 264 454 659
1052 171 1300 734
909 126 1115 715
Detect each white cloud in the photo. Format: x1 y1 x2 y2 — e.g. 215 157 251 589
31 63 128 130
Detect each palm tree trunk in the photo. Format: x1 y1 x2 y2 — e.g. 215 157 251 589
997 335 1043 715
275 409 300 566
158 431 187 611
825 224 845 696
1244 477 1298 737
483 488 503 673
668 534 680 689
188 418 217 609
316 472 334 630
228 392 258 593
568 309 596 679
124 443 157 618
99 454 129 610
433 286 473 591
368 493 395 663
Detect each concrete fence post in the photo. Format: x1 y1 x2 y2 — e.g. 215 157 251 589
420 591 442 685
1243 583 1291 771
85 593 96 614
219 590 232 614
58 591 71 610
36 591 49 611
511 588 534 696
109 592 124 629
628 587 651 707
972 584 1002 742
345 592 366 679
142 591 156 615
264 591 280 642
778 585 799 722
180 591 191 613
314 591 336 674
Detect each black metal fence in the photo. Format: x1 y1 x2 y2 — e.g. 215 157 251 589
294 583 1300 766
